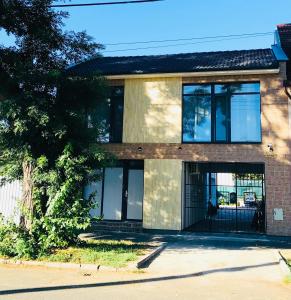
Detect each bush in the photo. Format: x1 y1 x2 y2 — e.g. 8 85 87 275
0 145 110 259
0 218 35 258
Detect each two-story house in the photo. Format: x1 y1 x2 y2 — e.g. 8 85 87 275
66 24 291 237
1 24 291 236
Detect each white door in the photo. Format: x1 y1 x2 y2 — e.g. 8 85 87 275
84 175 103 218
127 169 144 220
102 167 123 220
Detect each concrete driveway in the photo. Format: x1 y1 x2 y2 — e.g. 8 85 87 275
0 234 290 300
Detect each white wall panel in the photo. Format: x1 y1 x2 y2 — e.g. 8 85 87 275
0 180 22 224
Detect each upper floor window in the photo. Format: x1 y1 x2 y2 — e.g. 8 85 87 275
97 86 124 143
182 83 261 143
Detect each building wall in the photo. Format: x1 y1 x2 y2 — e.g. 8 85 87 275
143 159 182 230
104 70 291 236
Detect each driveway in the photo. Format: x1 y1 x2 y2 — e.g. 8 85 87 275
0 234 290 300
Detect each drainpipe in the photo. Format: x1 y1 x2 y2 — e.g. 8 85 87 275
283 80 291 149
284 80 291 100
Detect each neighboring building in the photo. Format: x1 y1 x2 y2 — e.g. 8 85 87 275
1 25 291 236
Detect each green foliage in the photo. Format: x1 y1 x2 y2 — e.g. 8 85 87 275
0 144 113 258
29 144 110 255
0 217 35 258
0 1 113 258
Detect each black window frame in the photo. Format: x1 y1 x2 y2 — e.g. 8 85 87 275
99 85 124 144
182 82 261 144
105 86 124 143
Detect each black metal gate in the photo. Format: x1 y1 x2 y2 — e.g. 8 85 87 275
183 163 265 233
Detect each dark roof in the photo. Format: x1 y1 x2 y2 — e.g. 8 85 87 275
277 23 291 79
67 49 278 77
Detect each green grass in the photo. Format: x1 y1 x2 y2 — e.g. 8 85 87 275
38 239 151 268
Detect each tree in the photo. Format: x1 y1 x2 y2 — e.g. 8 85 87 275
0 0 111 256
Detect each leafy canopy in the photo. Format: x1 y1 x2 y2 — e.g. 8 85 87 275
0 0 112 256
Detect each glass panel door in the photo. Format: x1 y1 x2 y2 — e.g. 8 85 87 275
84 170 103 218
127 169 144 220
102 167 123 220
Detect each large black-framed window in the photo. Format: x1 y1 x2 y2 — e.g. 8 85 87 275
97 86 124 143
182 82 261 143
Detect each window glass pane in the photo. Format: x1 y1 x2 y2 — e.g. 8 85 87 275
183 95 211 142
112 87 123 97
183 85 211 95
93 87 124 143
229 83 260 94
84 169 103 218
231 94 261 142
215 96 228 141
110 95 124 142
215 84 228 94
94 98 110 142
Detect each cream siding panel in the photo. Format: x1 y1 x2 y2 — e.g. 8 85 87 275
143 159 182 230
123 77 182 143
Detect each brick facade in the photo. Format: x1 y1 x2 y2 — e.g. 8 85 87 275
104 69 291 236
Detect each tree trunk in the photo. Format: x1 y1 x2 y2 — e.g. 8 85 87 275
20 160 34 230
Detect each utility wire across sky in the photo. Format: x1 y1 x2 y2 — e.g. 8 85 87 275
104 32 274 46
49 1 274 55
50 0 163 8
103 32 273 53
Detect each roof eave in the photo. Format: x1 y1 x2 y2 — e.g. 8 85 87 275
106 68 280 79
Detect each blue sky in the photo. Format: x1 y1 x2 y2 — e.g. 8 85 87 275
1 0 291 56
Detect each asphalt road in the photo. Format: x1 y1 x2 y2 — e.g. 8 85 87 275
0 235 290 300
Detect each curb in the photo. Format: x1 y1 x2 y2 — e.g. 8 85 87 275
0 243 165 272
135 242 167 269
273 250 291 276
0 258 130 272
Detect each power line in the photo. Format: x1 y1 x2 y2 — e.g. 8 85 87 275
105 31 274 46
103 33 273 53
50 0 162 7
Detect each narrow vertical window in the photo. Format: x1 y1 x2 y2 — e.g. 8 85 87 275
231 94 261 142
109 87 124 143
183 85 211 142
215 95 228 142
95 86 124 143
